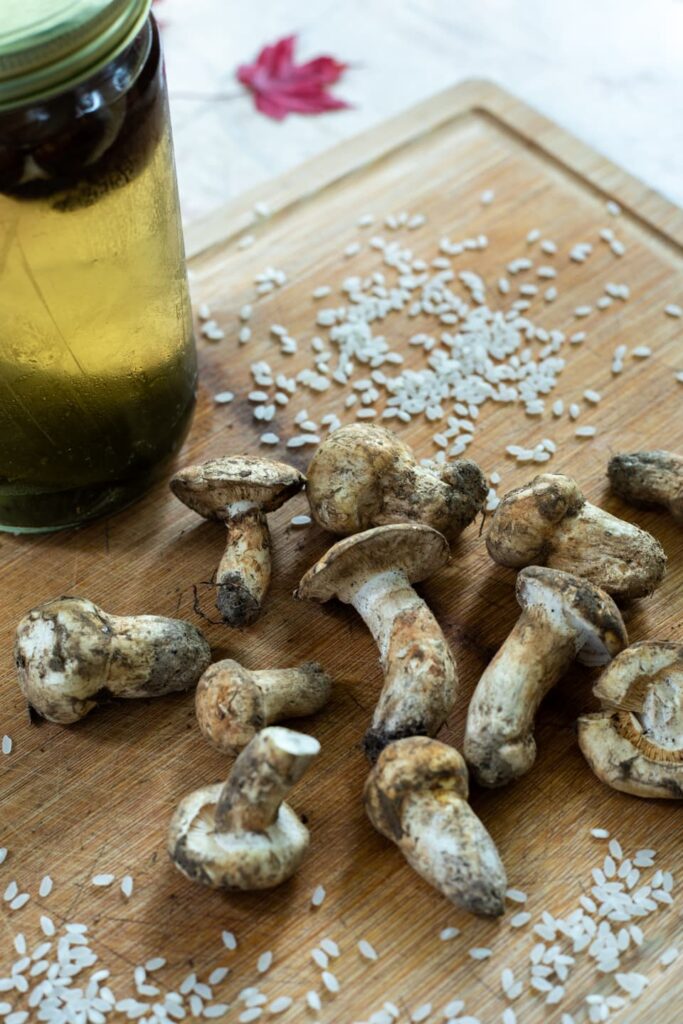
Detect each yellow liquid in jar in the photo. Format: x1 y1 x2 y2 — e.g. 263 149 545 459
0 29 197 531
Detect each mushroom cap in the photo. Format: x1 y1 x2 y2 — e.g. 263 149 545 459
170 457 305 519
516 566 627 666
195 660 264 755
306 424 486 538
593 641 683 714
306 424 414 533
579 641 683 798
365 736 469 840
167 783 310 889
15 597 109 723
486 473 585 565
296 523 450 603
578 712 683 800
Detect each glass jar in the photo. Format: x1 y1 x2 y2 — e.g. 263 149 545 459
0 0 197 532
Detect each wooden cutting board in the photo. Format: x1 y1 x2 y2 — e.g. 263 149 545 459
2 81 682 1023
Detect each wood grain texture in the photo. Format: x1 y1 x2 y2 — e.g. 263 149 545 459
1 81 682 1022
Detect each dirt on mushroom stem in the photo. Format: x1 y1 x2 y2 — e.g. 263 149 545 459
215 728 318 833
215 502 271 626
350 570 458 762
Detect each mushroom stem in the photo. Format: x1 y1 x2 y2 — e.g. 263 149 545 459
464 566 627 788
216 501 271 627
464 607 576 786
399 790 506 917
349 570 458 761
215 727 320 833
548 503 664 596
254 664 331 722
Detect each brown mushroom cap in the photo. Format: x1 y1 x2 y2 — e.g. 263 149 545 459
486 473 584 565
364 736 469 840
307 424 413 533
195 661 265 753
517 566 628 666
296 523 450 603
171 457 305 519
306 423 486 538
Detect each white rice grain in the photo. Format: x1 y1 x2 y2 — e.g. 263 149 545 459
321 971 339 993
91 874 115 887
306 991 322 1011
268 996 293 1014
257 952 272 974
359 940 379 961
510 912 531 928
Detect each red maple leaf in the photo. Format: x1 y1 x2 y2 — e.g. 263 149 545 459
236 35 350 120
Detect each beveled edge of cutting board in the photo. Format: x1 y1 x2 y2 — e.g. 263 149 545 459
183 78 683 262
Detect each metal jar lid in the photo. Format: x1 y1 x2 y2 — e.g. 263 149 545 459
0 0 151 111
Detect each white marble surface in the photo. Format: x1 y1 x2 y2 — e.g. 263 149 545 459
159 0 683 224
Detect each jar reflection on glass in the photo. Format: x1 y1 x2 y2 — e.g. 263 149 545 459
0 8 197 532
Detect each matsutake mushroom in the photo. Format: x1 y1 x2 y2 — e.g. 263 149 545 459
171 456 305 627
195 658 332 755
168 726 320 889
296 523 457 763
365 736 507 917
464 566 627 787
579 641 683 799
15 596 211 724
306 424 487 539
486 472 666 600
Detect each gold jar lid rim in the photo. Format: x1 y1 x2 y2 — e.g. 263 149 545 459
0 0 151 111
